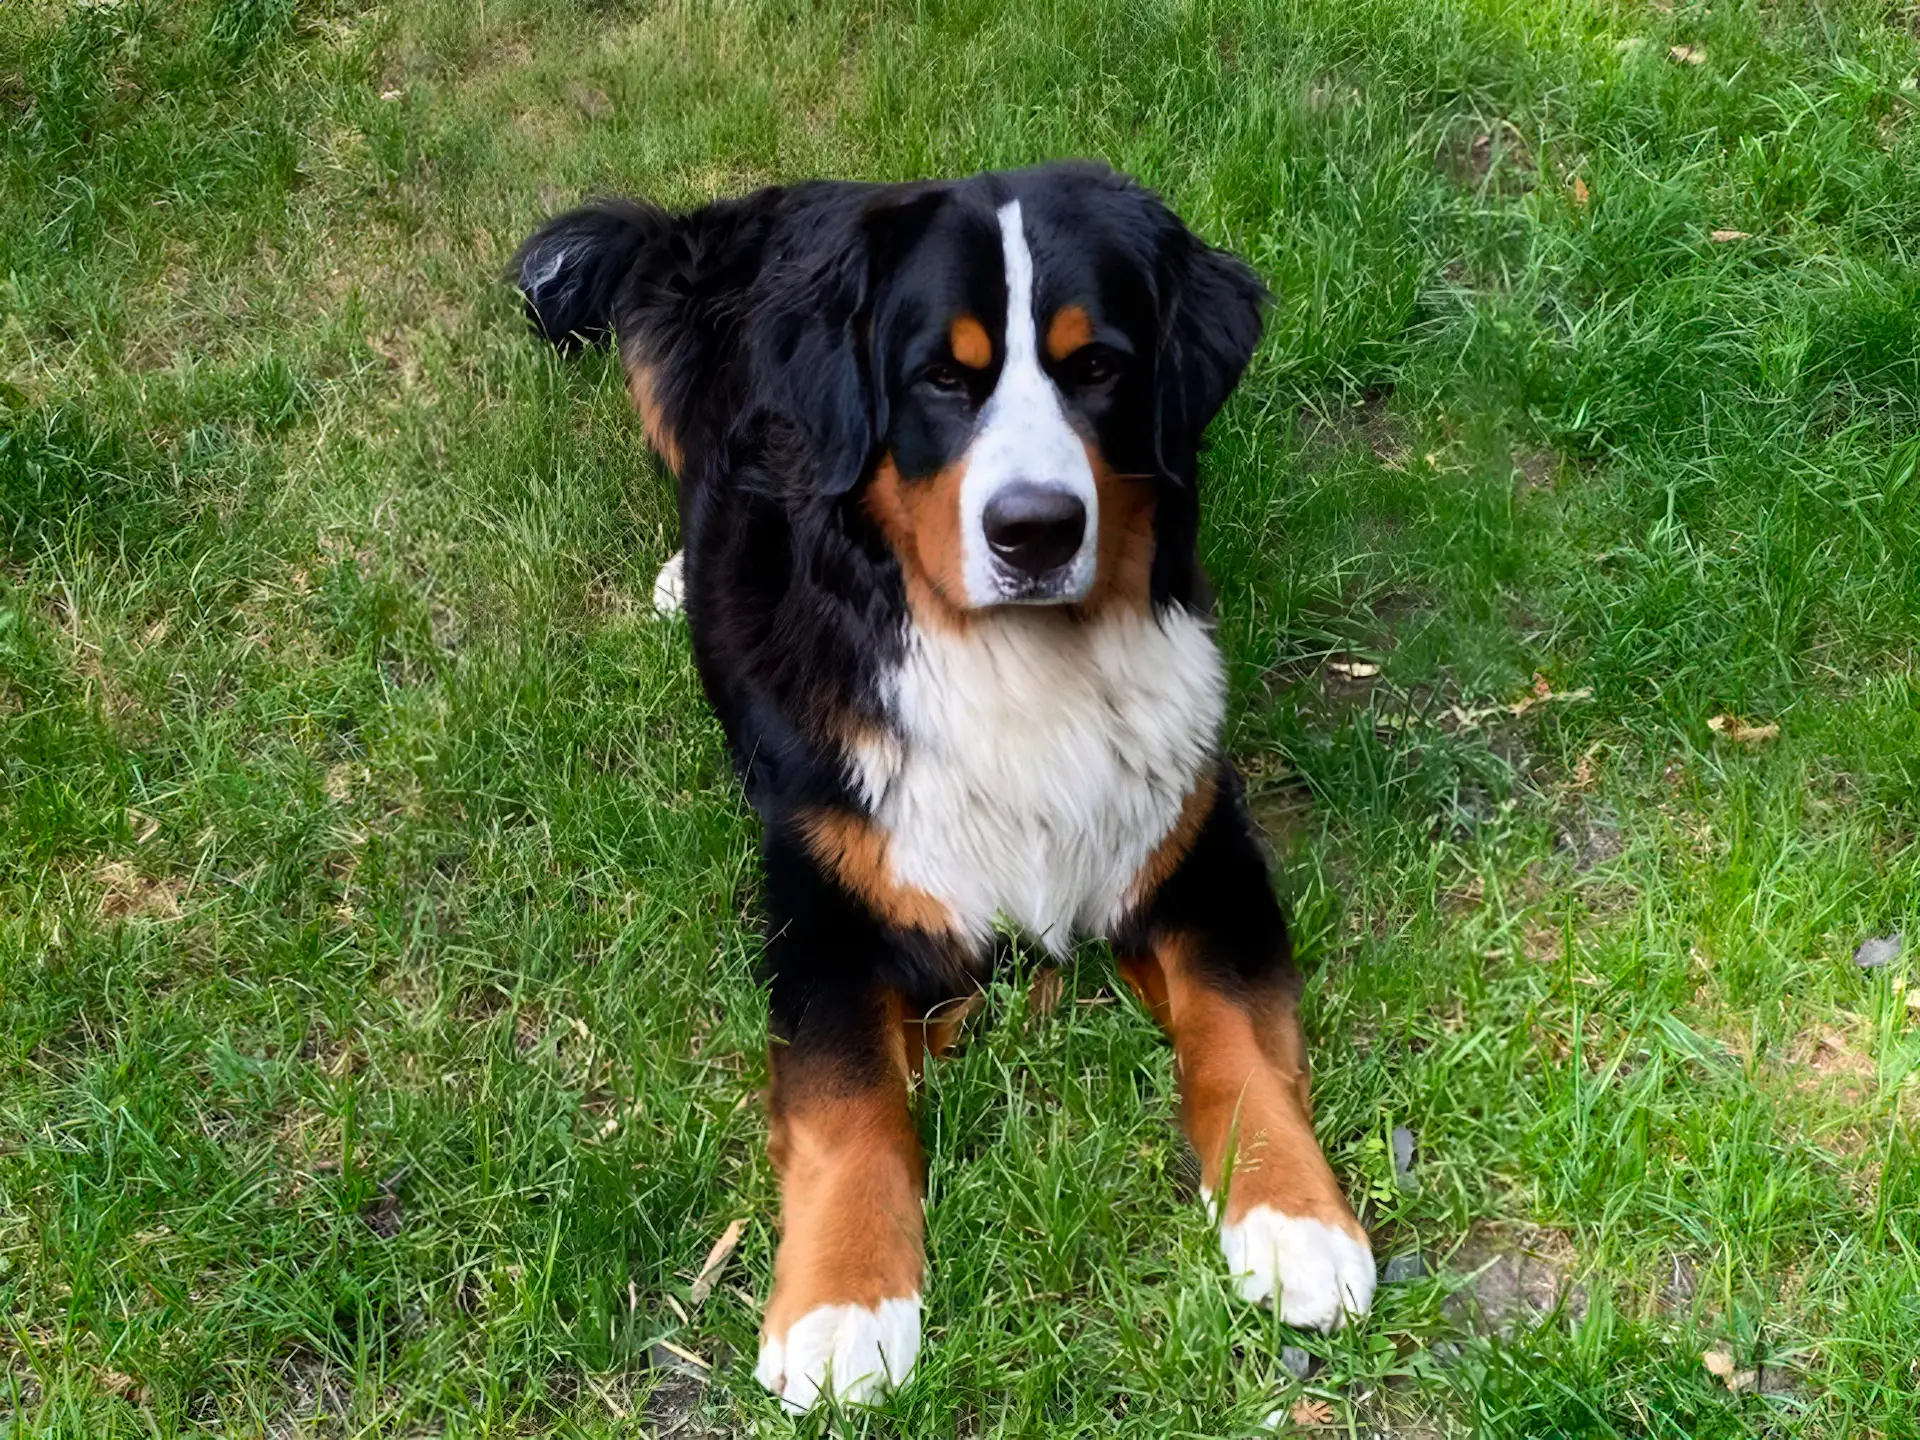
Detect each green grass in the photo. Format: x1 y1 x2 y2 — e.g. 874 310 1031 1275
3 0 1919 1434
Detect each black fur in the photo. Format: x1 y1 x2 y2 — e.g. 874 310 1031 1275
511 197 672 351
506 165 1355 1385
512 159 1280 1042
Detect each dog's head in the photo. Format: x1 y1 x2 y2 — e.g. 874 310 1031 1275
753 162 1265 615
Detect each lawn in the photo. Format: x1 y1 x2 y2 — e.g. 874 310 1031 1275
3 0 1919 1434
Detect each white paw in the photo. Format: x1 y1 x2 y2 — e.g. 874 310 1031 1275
754 1297 920 1413
1219 1206 1375 1330
651 550 685 616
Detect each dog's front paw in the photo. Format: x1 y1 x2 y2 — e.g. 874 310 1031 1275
755 1296 920 1412
1219 1206 1375 1330
652 550 685 615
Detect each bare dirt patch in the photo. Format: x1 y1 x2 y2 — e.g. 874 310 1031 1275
1513 447 1560 496
1436 120 1536 193
1246 782 1316 857
638 1358 734 1438
1781 1018 1882 1105
1442 1225 1588 1335
94 859 187 921
1298 384 1409 468
1552 803 1625 872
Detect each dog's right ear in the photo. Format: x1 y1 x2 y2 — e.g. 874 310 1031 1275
510 198 670 352
751 188 946 496
1151 221 1267 480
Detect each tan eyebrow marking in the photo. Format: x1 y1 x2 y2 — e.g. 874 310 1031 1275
949 314 992 369
1044 304 1094 362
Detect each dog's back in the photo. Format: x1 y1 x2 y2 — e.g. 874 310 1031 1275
513 181 907 494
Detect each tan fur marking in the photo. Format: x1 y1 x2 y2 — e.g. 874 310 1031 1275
764 1018 923 1338
864 453 972 629
903 991 986 1079
949 314 992 370
1127 769 1218 907
1045 305 1094 363
1117 954 1170 1018
626 363 684 476
1123 936 1363 1239
801 808 957 935
1078 446 1156 615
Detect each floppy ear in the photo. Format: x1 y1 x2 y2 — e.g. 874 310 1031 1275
1154 226 1267 476
752 189 946 495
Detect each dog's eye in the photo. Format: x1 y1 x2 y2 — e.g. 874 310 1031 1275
922 363 969 393
1063 347 1121 387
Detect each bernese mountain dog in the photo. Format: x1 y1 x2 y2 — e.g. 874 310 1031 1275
512 161 1375 1411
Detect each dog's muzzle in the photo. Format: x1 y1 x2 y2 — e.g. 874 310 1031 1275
982 481 1090 601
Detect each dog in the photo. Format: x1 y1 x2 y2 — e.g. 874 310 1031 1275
512 161 1375 1412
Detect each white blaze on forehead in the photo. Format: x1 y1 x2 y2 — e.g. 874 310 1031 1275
958 200 1099 606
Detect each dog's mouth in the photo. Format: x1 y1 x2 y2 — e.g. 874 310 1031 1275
988 562 1094 606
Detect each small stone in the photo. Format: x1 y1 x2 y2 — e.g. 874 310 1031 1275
1391 1126 1417 1180
1279 1345 1314 1379
647 1341 710 1379
1383 1252 1426 1284
1854 934 1902 969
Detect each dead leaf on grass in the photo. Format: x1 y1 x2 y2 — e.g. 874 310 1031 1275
1326 658 1381 680
1707 714 1779 745
1289 1398 1336 1426
99 1370 144 1401
1702 1348 1758 1392
1886 974 1920 1018
1511 673 1593 716
1710 228 1751 242
687 1218 746 1307
1571 175 1591 208
1570 742 1603 791
1449 673 1593 731
1669 44 1706 63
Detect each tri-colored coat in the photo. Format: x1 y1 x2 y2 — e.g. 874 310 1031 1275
513 161 1374 1413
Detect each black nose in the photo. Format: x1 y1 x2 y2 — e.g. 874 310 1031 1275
982 482 1086 577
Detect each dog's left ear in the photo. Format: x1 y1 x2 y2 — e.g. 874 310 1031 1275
753 187 946 496
1154 224 1267 476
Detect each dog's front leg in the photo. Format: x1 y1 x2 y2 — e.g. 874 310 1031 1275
1121 770 1375 1330
756 1001 922 1412
753 838 929 1412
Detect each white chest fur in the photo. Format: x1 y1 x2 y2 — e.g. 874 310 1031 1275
851 606 1225 951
